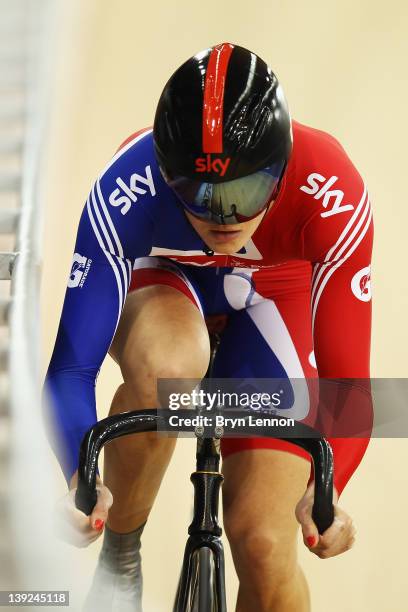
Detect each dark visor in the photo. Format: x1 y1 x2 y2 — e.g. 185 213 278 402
165 161 285 225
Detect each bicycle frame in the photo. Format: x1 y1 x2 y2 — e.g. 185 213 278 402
173 436 226 611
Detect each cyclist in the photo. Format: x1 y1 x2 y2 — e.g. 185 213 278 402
45 43 373 612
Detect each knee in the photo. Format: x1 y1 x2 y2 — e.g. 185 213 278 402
144 348 208 381
121 336 210 386
224 513 297 583
108 382 178 454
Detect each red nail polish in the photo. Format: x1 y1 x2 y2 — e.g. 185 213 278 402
94 519 104 531
307 536 315 547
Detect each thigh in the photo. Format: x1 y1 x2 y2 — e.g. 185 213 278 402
109 258 210 389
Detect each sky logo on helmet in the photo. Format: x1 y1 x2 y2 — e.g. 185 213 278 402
195 155 231 176
109 165 156 215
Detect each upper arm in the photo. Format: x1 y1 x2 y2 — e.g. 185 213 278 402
302 161 373 378
48 173 153 375
48 200 131 375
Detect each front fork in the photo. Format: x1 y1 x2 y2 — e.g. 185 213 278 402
174 438 227 612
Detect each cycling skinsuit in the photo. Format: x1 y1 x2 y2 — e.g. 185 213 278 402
44 120 374 497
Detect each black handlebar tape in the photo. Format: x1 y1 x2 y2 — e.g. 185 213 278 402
312 502 335 534
310 438 335 534
74 410 160 515
290 434 335 534
75 480 97 516
74 409 335 533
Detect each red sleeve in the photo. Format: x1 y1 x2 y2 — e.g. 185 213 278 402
302 157 374 498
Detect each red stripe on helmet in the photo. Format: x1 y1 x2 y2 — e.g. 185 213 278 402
202 43 234 154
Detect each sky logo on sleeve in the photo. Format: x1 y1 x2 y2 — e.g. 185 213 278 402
109 165 156 215
300 173 355 218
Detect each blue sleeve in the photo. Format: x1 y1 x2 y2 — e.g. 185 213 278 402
44 172 154 484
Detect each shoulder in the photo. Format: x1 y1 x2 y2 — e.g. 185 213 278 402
288 121 372 262
100 127 155 179
290 119 367 215
115 127 154 153
83 127 163 259
96 127 164 217
292 120 360 174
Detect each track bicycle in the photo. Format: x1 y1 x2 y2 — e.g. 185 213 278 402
75 334 334 611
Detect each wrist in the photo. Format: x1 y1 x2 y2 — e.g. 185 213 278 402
69 471 102 491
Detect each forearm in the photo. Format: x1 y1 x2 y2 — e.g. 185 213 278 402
43 369 98 484
307 436 370 498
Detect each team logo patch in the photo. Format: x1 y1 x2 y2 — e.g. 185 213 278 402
351 265 372 302
68 253 92 288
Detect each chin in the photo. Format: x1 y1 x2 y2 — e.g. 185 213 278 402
206 241 245 255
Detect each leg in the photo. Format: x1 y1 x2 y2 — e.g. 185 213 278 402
214 264 318 610
105 284 210 532
84 280 209 612
222 450 310 612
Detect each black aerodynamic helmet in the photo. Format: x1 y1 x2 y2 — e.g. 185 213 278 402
153 42 293 225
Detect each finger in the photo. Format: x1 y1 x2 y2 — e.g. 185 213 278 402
90 485 113 530
317 508 352 549
54 487 110 547
65 484 112 524
297 508 319 549
54 512 102 548
313 522 356 558
57 493 91 531
301 523 319 549
315 538 355 559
